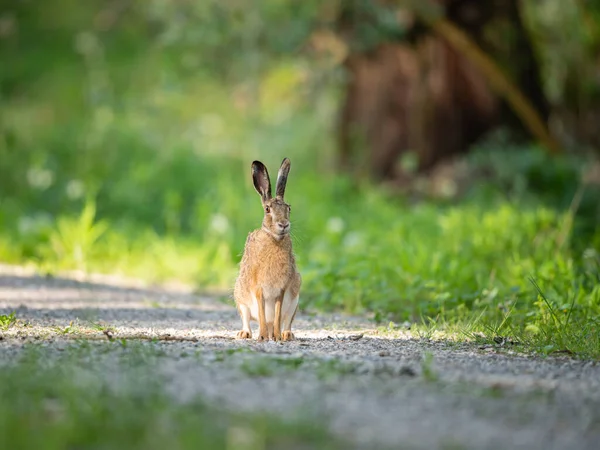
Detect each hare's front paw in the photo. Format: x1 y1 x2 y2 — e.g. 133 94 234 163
257 330 270 342
236 330 252 339
281 331 295 341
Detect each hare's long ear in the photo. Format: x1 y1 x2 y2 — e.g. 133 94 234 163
252 161 271 202
275 158 291 199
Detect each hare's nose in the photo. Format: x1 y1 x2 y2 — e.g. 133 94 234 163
278 221 289 230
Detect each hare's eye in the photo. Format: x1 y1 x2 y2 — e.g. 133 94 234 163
265 206 270 213
288 205 291 213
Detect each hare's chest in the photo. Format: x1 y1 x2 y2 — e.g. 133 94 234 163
258 255 293 288
252 244 291 278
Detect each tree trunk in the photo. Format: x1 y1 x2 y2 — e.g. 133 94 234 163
337 0 549 179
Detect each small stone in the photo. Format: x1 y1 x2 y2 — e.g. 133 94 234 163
379 351 390 357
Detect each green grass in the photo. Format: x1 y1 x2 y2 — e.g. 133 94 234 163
1 128 599 359
421 352 438 382
0 312 17 330
240 356 305 377
2 158 598 357
0 344 340 450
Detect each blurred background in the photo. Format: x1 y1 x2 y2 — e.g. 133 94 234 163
1 0 599 341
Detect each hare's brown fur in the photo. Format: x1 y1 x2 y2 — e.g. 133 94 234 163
234 158 301 341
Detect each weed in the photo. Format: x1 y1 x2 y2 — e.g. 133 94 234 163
52 321 80 335
214 347 255 362
147 300 162 309
43 199 108 273
0 312 17 330
421 352 438 382
315 359 357 379
273 356 304 370
240 359 276 377
239 356 304 377
222 347 255 356
88 321 115 333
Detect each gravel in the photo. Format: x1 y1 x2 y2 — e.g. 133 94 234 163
0 265 599 449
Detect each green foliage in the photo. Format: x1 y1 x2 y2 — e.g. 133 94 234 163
421 352 438 382
518 278 600 357
523 0 600 107
239 356 304 377
44 199 108 272
0 312 17 330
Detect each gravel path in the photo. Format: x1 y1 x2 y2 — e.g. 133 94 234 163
0 266 599 449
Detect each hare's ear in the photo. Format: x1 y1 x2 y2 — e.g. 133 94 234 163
275 158 291 199
252 161 271 202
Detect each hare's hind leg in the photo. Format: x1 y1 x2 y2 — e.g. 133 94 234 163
281 273 301 341
281 303 298 341
281 300 298 341
273 292 284 341
236 303 252 339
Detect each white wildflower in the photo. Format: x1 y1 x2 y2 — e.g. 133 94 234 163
343 231 363 248
326 217 345 234
66 180 85 200
27 168 54 190
209 213 230 235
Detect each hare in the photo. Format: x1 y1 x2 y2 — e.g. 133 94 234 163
234 158 301 341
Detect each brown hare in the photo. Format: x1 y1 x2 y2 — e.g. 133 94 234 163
234 158 301 341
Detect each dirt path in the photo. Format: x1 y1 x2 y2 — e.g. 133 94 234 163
0 266 599 449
